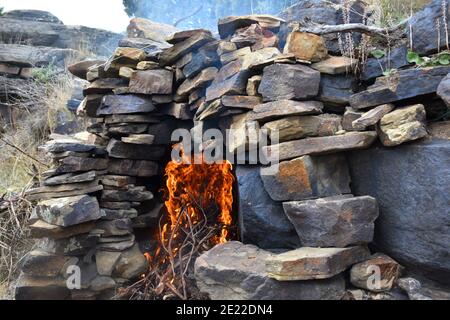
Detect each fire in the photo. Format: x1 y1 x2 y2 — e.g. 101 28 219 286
161 145 235 246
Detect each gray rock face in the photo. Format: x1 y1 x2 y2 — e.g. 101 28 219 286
283 196 379 247
236 166 300 249
259 64 321 101
3 10 63 24
408 0 450 55
0 44 83 69
347 138 450 283
194 241 346 300
261 154 351 201
319 74 357 107
350 66 450 109
0 12 122 57
361 46 410 81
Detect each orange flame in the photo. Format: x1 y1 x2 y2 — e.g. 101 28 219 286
160 145 234 248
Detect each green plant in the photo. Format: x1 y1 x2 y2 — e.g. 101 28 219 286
371 49 386 59
31 62 58 84
0 7 4 16
407 50 450 67
383 68 398 76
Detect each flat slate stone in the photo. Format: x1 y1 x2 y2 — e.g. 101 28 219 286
283 195 379 247
194 241 345 300
121 134 155 145
218 14 284 39
101 188 154 202
43 171 103 186
265 246 370 280
106 139 165 160
183 42 219 78
15 273 69 300
259 64 321 101
21 250 76 277
176 67 218 97
248 100 323 123
55 157 109 174
166 29 213 44
29 220 96 240
107 123 149 135
128 69 173 95
159 33 215 66
83 78 128 96
378 104 428 147
108 159 158 177
221 95 262 109
262 114 342 142
261 154 351 201
35 195 102 227
311 56 356 74
98 94 155 115
263 132 378 161
104 114 160 124
352 104 394 130
349 66 450 109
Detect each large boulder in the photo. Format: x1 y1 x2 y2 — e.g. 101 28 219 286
407 0 450 55
236 166 301 249
194 241 346 300
347 133 450 283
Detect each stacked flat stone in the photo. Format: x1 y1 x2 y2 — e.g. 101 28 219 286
193 15 405 300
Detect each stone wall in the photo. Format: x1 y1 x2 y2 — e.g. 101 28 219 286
15 0 450 300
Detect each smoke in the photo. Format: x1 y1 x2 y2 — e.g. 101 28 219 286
124 0 300 32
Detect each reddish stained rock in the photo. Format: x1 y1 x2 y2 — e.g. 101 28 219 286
261 154 351 201
350 254 403 292
284 31 328 62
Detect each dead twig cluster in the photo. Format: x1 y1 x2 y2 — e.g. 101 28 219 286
115 193 233 301
0 186 34 294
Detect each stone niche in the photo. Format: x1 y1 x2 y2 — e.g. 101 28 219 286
14 1 450 300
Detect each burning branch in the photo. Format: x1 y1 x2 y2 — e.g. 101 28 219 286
115 150 236 300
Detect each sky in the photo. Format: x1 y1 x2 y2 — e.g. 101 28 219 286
2 0 130 33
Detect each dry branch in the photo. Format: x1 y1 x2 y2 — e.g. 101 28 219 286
292 19 410 37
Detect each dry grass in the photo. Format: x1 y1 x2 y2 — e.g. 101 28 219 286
0 69 76 297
